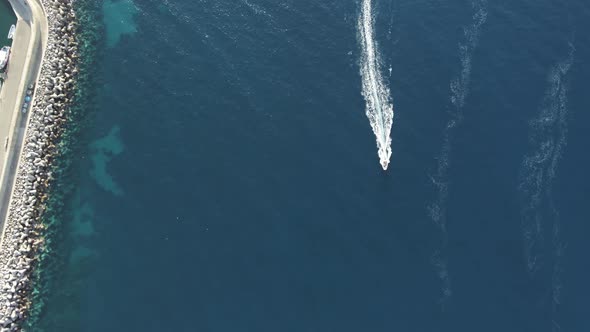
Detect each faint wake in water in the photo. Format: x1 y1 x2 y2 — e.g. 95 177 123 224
519 47 573 274
450 2 488 109
518 45 574 332
358 0 394 170
428 0 487 305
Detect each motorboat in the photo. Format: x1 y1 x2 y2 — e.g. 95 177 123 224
7 25 15 39
0 46 11 70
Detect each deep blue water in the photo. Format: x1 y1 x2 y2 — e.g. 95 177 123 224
33 0 590 331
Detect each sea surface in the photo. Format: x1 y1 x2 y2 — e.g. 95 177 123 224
29 0 590 331
0 0 15 58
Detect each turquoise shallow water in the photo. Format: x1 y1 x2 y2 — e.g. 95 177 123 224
29 0 590 331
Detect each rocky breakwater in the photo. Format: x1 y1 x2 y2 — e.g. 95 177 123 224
0 0 79 329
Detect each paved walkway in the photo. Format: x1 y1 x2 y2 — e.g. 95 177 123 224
0 0 47 243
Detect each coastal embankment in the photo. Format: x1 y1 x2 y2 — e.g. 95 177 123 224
0 0 79 328
0 0 47 241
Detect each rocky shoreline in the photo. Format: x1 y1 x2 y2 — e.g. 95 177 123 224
0 0 79 329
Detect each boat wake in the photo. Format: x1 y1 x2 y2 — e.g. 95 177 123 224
450 1 487 109
519 47 573 274
428 0 487 304
518 45 574 331
358 0 394 170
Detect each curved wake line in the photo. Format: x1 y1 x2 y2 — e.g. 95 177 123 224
428 0 487 304
518 46 574 332
520 53 572 273
519 47 574 274
358 0 394 170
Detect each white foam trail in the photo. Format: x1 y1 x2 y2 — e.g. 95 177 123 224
450 1 488 109
519 47 574 275
518 45 574 332
242 0 271 18
358 0 394 170
428 0 487 304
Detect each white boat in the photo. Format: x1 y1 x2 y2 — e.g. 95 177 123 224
0 46 10 70
7 25 15 39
